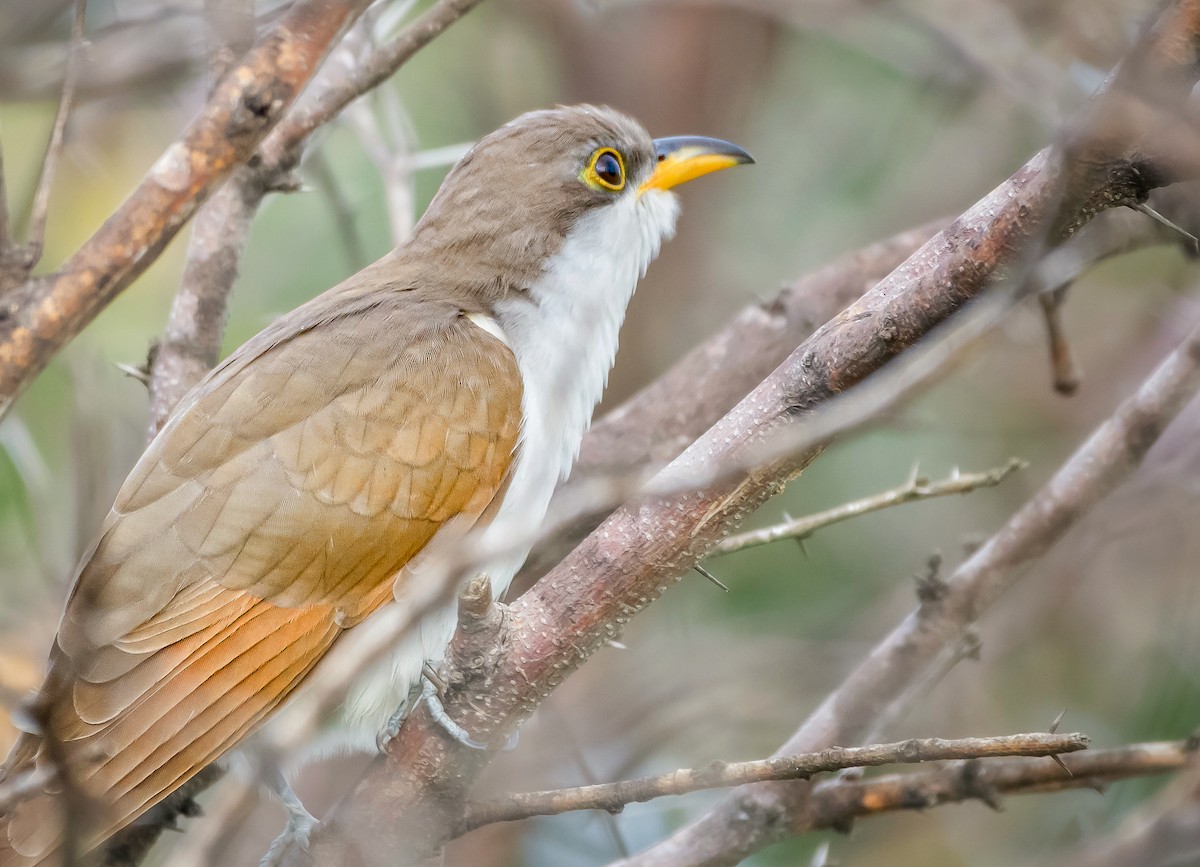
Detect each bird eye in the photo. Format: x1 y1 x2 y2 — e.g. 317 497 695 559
584 148 626 192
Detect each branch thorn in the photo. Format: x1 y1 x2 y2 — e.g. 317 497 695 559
694 564 731 592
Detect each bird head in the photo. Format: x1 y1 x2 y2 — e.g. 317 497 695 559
407 105 753 293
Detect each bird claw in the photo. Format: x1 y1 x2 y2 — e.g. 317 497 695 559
259 810 318 867
259 770 320 867
377 676 519 753
421 678 490 749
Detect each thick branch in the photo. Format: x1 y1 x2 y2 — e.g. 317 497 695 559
0 0 374 419
519 220 944 580
461 732 1089 830
620 232 1200 865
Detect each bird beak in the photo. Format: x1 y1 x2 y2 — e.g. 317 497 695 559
640 136 754 194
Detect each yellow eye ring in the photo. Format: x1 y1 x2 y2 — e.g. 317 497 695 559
582 147 626 192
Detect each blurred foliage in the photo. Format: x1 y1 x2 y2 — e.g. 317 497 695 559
1 1 1198 865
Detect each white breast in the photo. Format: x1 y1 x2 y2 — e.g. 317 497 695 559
316 188 681 754
481 186 681 586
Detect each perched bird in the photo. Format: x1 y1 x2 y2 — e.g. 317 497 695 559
0 105 751 865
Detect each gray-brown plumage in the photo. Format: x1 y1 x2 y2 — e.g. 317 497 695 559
0 105 751 866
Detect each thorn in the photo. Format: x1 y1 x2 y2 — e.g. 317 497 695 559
961 532 986 558
693 564 730 592
782 511 810 555
1048 707 1067 734
606 640 627 651
1132 202 1200 257
1049 753 1074 777
113 361 150 385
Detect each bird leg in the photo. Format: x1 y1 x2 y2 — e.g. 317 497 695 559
376 676 426 753
258 766 319 867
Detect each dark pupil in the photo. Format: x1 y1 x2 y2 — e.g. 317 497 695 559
595 152 622 185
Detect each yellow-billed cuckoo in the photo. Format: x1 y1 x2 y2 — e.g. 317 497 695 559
0 105 751 865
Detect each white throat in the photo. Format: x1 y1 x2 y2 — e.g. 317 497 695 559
483 188 681 590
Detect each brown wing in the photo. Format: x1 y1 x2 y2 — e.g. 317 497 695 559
0 284 522 865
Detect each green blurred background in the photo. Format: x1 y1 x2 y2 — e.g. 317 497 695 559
2 0 1197 864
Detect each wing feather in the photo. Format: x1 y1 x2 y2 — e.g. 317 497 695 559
1 285 522 866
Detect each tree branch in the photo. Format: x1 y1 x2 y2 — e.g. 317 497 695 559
461 732 1089 831
144 0 257 439
619 200 1200 867
20 0 87 277
293 5 1200 866
519 220 945 580
713 458 1025 555
0 0 374 419
790 739 1196 835
255 0 488 182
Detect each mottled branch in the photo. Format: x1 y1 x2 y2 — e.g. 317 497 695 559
256 0 489 182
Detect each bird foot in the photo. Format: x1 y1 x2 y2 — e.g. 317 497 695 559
376 679 424 753
376 674 519 753
259 809 318 867
259 767 321 867
420 678 519 752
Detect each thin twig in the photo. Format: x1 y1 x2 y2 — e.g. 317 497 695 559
1050 744 1200 867
790 740 1196 834
0 134 11 271
305 149 370 270
144 0 257 439
461 732 1089 830
22 0 87 274
1039 289 1082 395
257 0 488 175
714 459 1026 555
